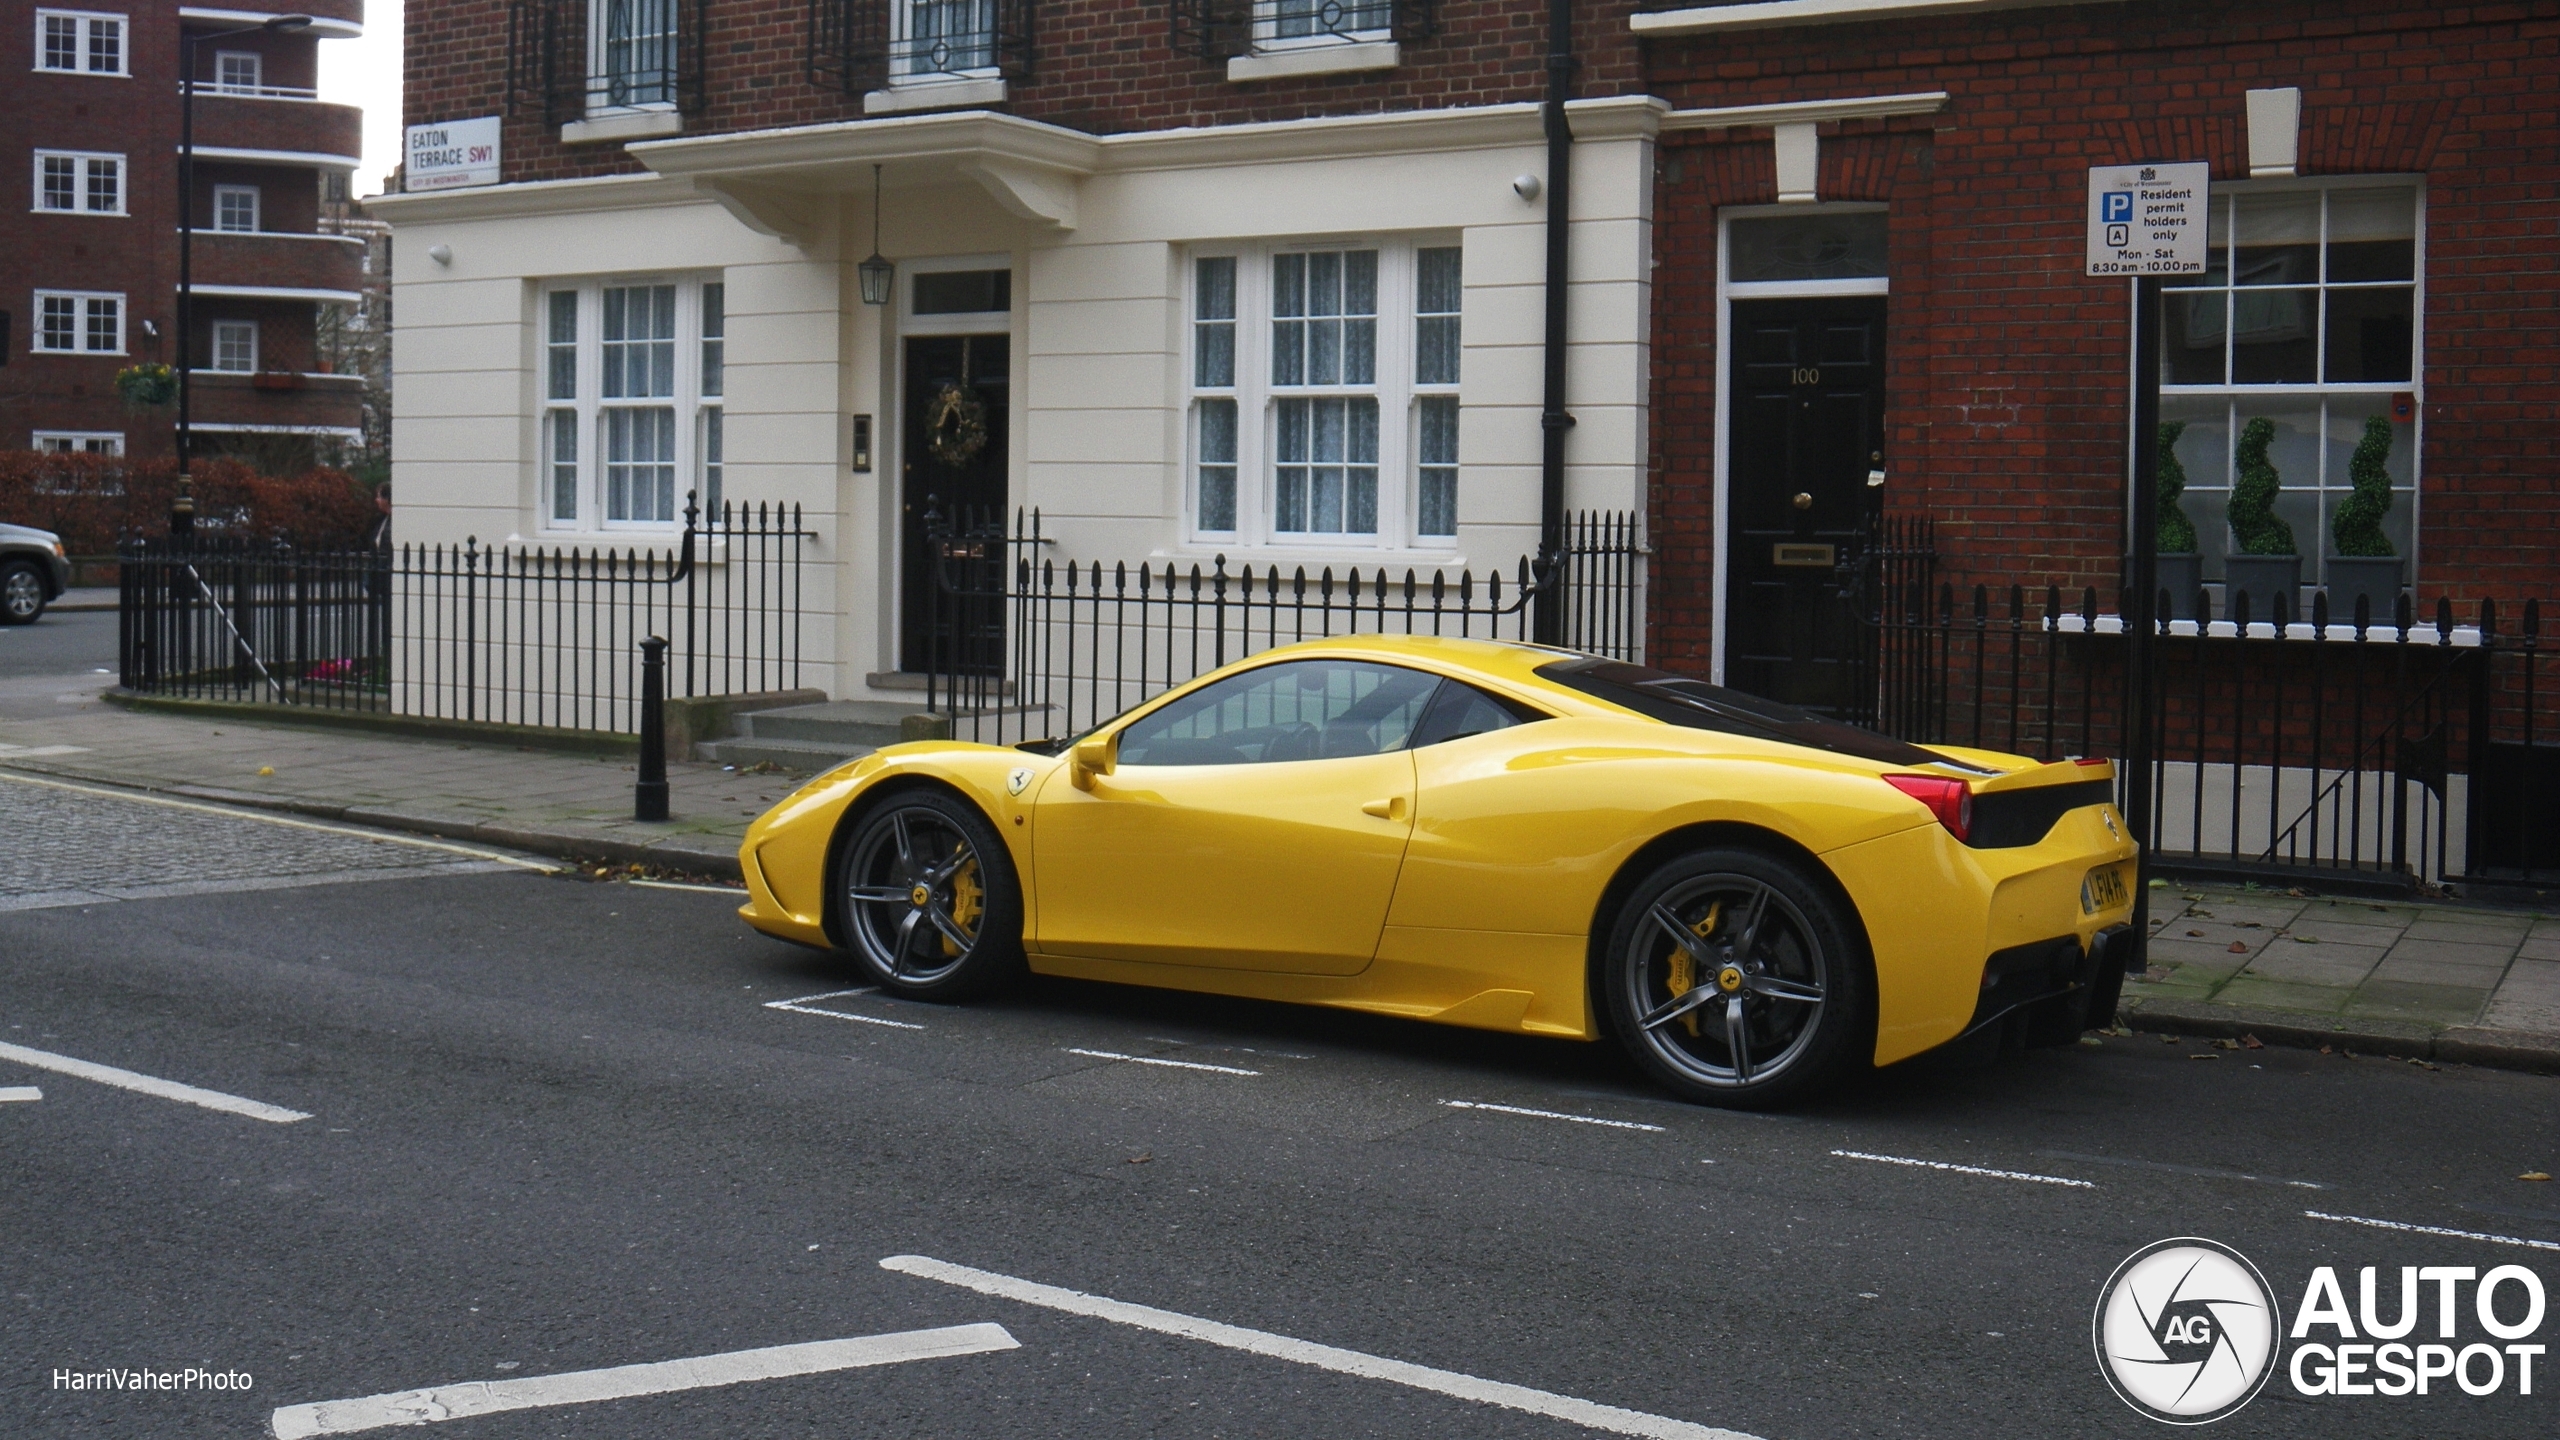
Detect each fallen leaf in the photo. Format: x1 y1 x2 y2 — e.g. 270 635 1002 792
2319 1045 2334 1054
2238 921 2263 929
2187 929 2205 937
2189 1053 2220 1060
2241 1034 2264 1050
2523 1172 2553 1183
2229 942 2250 953
2077 1036 2104 1047
2213 1038 2240 1050
2295 936 2320 944
2161 1035 2181 1045
1127 1153 1152 1165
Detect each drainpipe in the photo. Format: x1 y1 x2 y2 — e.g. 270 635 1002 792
1532 0 1575 645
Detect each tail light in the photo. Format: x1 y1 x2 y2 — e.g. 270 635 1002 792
1883 773 1973 843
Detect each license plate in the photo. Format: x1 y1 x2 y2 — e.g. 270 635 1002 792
2082 864 2129 914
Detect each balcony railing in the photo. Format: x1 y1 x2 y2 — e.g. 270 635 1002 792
808 0 1035 94
509 0 710 126
1171 0 1432 60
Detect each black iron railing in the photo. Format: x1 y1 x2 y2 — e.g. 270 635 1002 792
920 507 1644 749
1856 577 2555 892
119 498 806 735
510 0 710 126
1171 0 1433 60
808 0 1035 94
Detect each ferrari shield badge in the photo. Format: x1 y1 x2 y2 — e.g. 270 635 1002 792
1006 766 1033 796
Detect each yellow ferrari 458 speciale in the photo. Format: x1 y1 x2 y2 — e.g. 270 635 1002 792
737 634 2138 1106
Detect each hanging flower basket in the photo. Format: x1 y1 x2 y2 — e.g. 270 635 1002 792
115 363 178 407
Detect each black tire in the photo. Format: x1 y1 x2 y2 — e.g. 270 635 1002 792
832 787 1024 1001
0 561 46 626
1600 846 1872 1108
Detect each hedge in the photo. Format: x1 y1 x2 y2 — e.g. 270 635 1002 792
0 452 377 555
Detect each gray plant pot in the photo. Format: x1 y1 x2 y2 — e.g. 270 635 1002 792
2222 553 2302 627
2324 555 2406 628
2155 553 2204 622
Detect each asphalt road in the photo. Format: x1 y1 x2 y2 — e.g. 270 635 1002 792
3 774 2554 1439
0 608 117 680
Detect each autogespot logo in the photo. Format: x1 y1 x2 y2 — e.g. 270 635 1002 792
2094 1238 2283 1424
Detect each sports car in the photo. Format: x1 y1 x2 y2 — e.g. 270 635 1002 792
737 634 2138 1106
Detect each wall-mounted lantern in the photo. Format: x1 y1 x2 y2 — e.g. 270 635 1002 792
857 164 893 307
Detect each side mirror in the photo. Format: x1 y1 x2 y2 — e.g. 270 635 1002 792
1070 734 1116 786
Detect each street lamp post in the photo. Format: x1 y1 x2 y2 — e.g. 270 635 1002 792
175 13 312 536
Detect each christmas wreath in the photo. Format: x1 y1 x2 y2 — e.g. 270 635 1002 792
924 381 990 468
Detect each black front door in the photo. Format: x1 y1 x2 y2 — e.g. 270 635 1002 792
1723 297 1887 714
899 333 1009 672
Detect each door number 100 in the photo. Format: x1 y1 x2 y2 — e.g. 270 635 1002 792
1790 368 1822 386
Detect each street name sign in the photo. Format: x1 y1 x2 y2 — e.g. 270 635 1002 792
404 117 502 192
2085 162 2210 276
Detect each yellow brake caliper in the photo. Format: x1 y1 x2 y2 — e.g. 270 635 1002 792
1665 901 1720 1037
940 857 983 957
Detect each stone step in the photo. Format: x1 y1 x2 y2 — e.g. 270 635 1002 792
696 735 876 772
740 701 919 746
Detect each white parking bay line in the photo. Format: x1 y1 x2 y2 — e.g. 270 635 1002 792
882 1255 1760 1440
2304 1209 2560 1253
267 1322 1018 1438
764 989 926 1031
1064 1047 1259 1076
0 1086 40 1103
1830 1149 2093 1189
1440 1100 1665 1133
0 1040 308 1124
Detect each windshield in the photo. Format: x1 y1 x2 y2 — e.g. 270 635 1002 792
1534 657 1980 770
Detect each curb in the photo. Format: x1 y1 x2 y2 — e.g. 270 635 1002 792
2120 997 2560 1075
0 761 746 881
99 690 641 757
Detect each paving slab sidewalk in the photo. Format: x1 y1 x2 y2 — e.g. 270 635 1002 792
3 683 2554 1074
0 682 780 878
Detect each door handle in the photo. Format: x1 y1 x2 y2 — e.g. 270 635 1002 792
1360 797 1407 821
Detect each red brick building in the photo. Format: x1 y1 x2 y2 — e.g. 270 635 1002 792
381 0 2558 718
3 1 370 463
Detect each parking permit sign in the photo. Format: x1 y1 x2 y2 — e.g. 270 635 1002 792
2085 162 2210 276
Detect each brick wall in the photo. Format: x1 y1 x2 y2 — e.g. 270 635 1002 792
404 0 1646 185
1642 0 2560 667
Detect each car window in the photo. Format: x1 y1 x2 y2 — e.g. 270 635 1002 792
1115 660 1444 765
1407 680 1545 748
1534 657 1973 769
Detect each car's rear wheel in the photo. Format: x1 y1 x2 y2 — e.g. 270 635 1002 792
834 789 1023 1000
0 562 46 625
1601 847 1870 1108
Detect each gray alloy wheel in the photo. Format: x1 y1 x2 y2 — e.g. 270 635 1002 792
1602 847 1869 1108
0 563 45 625
835 789 1023 1000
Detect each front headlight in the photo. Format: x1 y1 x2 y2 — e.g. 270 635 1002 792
51 542 67 559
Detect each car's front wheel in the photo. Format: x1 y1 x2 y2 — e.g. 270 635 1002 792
0 561 46 625
1601 847 1871 1108
834 788 1024 1000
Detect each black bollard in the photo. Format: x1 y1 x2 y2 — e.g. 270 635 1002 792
636 635 670 822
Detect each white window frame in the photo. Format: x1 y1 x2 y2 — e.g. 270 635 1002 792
892 0 1000 81
1181 237 1460 554
211 318 258 373
1251 0 1391 52
34 10 125 76
33 149 123 215
214 48 261 93
2150 176 2426 589
212 183 260 232
32 289 123 354
586 0 679 115
538 274 722 533
33 430 124 454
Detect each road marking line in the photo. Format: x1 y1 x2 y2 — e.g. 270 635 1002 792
1440 1100 1666 1133
1830 1149 2093 1188
881 1255 1761 1440
629 879 744 895
266 1322 1018 1438
0 771 556 872
2035 1148 2326 1190
0 743 89 757
2304 1209 2560 1253
1064 1047 1259 1076
0 1040 308 1124
0 1086 40 1103
763 988 925 1031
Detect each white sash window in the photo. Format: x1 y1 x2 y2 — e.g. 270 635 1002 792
539 275 722 531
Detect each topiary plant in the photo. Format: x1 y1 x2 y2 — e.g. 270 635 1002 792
2229 416 2296 556
2157 421 2197 553
2330 414 2398 558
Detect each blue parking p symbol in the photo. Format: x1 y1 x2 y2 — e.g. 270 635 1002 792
2102 191 2134 224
